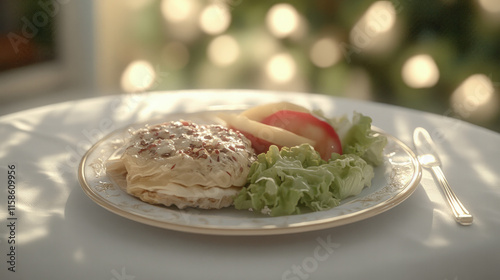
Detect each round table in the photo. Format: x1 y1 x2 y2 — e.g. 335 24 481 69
1 90 499 279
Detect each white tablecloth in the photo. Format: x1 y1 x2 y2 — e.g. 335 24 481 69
1 90 499 279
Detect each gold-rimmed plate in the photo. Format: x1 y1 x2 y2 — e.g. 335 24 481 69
78 110 421 235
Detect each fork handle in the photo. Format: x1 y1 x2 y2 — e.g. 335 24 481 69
431 166 473 225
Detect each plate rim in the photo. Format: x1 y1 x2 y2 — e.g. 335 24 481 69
78 113 422 236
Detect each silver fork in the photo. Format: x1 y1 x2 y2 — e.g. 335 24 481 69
413 127 473 225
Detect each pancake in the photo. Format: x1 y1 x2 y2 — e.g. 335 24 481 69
106 120 256 209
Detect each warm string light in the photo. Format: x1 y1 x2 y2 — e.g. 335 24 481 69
349 1 397 53
266 4 300 38
199 4 231 35
450 74 498 122
401 54 440 89
118 0 499 128
161 0 195 23
120 60 156 92
309 37 342 68
265 53 297 83
207 35 240 66
478 0 500 13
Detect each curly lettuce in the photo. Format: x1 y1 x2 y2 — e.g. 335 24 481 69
325 111 387 166
234 144 374 216
326 153 374 200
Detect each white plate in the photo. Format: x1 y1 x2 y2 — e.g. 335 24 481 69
78 110 422 235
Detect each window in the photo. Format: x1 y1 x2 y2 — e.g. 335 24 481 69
0 0 94 99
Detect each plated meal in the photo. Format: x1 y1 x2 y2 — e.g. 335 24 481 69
78 99 421 235
105 102 388 217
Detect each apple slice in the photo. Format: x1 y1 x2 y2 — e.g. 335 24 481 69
218 113 315 154
261 110 342 160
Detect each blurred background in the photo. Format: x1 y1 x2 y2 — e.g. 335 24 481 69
1 0 499 132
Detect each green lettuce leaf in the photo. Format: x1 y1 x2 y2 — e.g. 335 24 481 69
326 153 374 200
327 111 387 166
234 144 374 216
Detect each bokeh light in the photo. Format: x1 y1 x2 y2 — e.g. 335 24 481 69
207 35 240 67
100 0 500 132
266 4 300 38
450 74 498 122
120 60 156 92
310 37 342 68
265 53 297 83
350 1 397 52
199 4 231 35
161 0 196 23
401 54 440 88
479 0 500 13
